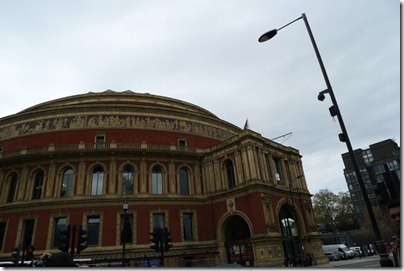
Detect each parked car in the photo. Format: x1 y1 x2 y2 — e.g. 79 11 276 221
322 244 355 259
350 247 362 258
325 252 340 261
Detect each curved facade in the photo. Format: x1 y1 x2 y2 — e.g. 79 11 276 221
0 90 327 267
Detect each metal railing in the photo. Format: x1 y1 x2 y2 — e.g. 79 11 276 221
1 142 201 158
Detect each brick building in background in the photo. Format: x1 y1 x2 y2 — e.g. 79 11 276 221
0 90 326 267
342 139 400 240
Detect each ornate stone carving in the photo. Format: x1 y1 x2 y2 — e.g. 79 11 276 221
227 198 235 213
0 114 234 140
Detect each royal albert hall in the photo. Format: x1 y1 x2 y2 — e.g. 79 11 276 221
0 90 327 267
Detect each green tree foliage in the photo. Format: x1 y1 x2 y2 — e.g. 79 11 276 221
313 189 360 234
313 189 339 233
335 191 360 231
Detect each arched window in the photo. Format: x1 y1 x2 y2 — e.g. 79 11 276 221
32 170 44 200
91 166 104 196
152 166 163 194
61 168 74 197
179 167 189 195
225 160 236 189
7 173 18 202
281 217 299 237
122 165 134 195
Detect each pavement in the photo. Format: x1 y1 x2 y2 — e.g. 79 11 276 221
311 255 381 268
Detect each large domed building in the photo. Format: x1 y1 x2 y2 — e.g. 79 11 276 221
0 90 327 267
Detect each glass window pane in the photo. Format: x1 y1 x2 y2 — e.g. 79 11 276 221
23 219 35 246
88 217 100 245
121 214 133 244
0 222 6 250
180 168 189 195
153 213 164 230
32 171 44 200
91 167 104 196
7 173 18 202
152 166 163 194
225 160 235 189
61 168 74 197
183 213 193 240
53 218 67 247
123 166 134 195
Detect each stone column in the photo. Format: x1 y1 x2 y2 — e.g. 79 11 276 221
140 157 147 193
46 160 56 198
76 158 86 196
109 157 117 194
18 163 29 201
169 159 175 194
235 151 244 185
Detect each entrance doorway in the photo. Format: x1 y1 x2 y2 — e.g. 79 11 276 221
279 205 303 266
223 215 254 267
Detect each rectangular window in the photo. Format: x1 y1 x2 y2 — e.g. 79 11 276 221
7 175 17 203
274 157 283 181
23 219 35 246
32 173 44 200
91 168 104 196
183 213 194 241
120 214 133 244
152 213 165 230
0 221 6 250
95 135 105 149
52 217 67 248
388 160 399 171
152 171 163 195
61 169 74 197
178 139 187 151
264 154 273 181
362 149 373 164
87 216 100 245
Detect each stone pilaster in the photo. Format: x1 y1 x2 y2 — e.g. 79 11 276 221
46 161 56 198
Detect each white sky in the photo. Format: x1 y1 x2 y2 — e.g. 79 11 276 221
0 0 400 195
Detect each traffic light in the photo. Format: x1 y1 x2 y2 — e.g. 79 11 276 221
11 246 21 264
163 227 173 252
77 225 88 254
25 245 34 261
57 225 71 253
150 229 161 252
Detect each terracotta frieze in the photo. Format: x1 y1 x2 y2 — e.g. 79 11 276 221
0 114 236 140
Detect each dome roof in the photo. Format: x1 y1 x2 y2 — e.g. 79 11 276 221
0 90 241 141
18 90 219 119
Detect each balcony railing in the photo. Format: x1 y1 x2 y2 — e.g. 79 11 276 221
1 142 202 158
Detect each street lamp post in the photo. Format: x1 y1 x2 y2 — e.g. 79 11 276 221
288 175 303 265
122 201 128 267
289 175 303 212
258 13 393 267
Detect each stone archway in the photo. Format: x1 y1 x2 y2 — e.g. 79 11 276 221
222 215 254 267
279 203 304 266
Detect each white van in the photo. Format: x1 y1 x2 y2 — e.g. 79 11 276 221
322 244 355 259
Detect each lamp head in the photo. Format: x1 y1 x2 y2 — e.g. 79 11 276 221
258 29 278 42
123 201 128 211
